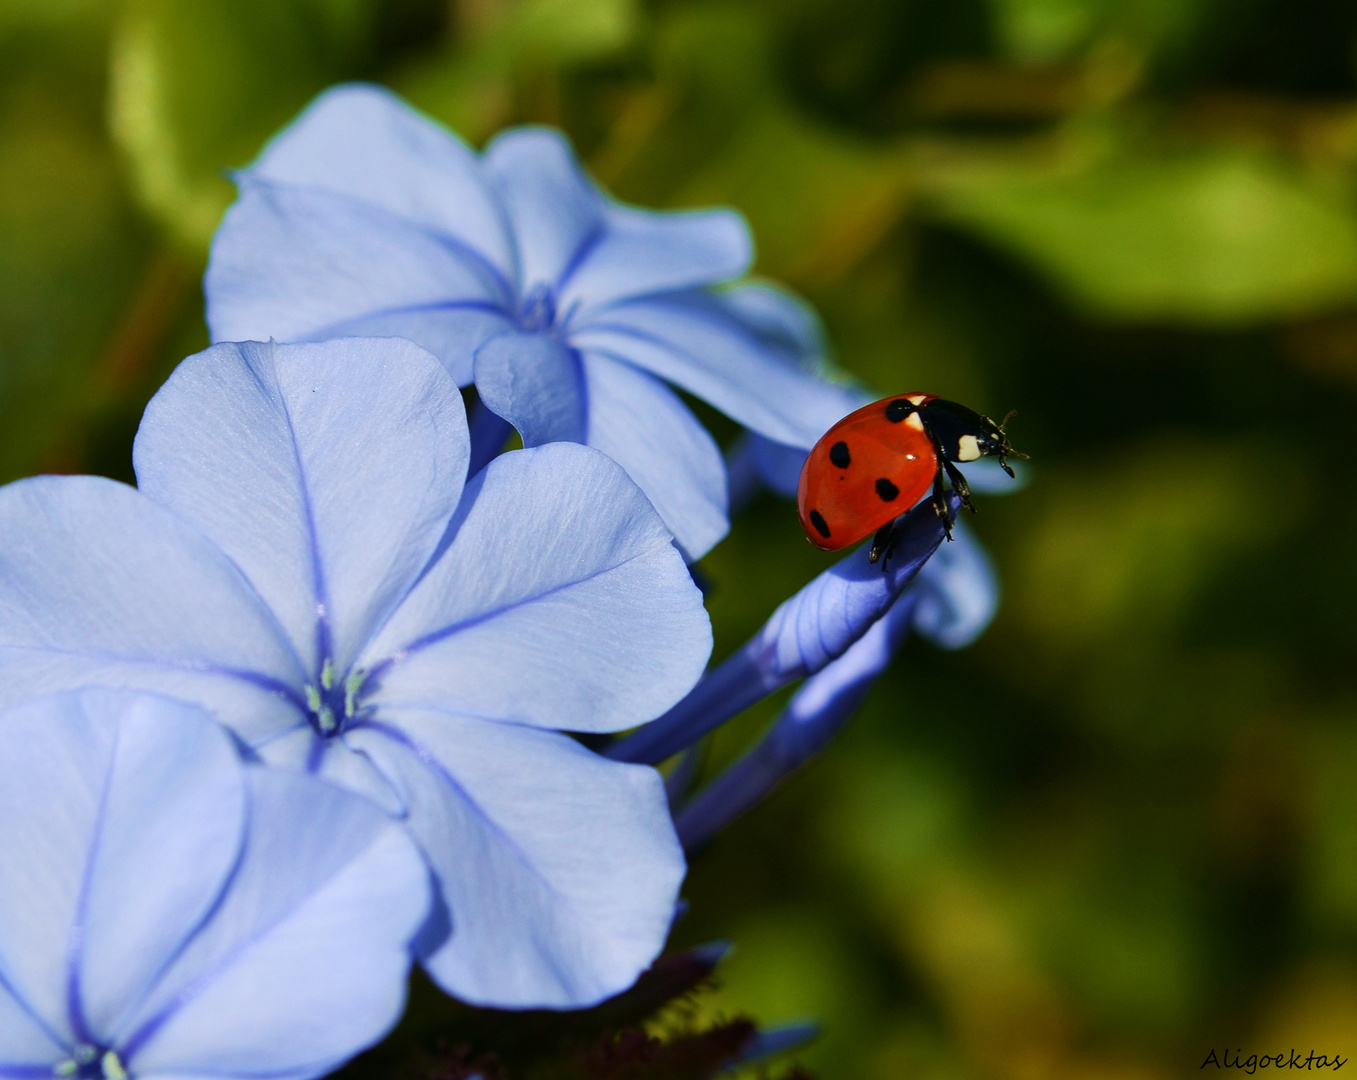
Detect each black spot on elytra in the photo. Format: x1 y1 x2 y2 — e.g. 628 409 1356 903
829 441 851 468
875 478 900 501
885 399 913 422
809 509 831 538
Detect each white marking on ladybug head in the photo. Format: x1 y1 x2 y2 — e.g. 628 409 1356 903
906 394 928 405
956 434 981 461
905 413 925 432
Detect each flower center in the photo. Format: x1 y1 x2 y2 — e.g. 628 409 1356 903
54 1045 126 1080
303 658 367 738
518 282 557 333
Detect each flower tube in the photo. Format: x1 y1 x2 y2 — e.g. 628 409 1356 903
0 336 710 1010
605 491 959 767
673 590 919 850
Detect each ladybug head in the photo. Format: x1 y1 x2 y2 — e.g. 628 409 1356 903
982 410 1027 478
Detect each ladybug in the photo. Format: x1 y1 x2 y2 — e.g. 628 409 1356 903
797 394 1024 565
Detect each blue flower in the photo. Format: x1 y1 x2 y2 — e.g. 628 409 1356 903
0 688 427 1079
0 336 711 1009
204 84 851 560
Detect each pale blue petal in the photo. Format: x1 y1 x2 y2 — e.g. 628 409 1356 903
0 476 305 742
122 769 427 1075
579 352 727 562
713 282 826 369
474 337 730 560
0 691 244 1052
253 728 408 818
744 435 808 499
246 724 316 772
560 203 750 317
362 443 711 733
0 983 61 1065
473 332 586 446
206 180 512 368
723 434 766 516
77 696 247 1041
135 339 470 674
0 692 118 1047
295 306 514 388
711 283 868 500
571 292 856 448
346 709 684 1007
483 128 604 294
244 83 515 279
910 520 999 650
715 281 873 449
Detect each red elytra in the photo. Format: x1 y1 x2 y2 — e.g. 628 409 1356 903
797 394 938 552
797 393 1022 556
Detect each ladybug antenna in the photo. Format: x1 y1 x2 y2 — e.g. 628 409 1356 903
994 409 1028 477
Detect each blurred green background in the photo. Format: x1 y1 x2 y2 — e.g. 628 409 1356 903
7 0 1357 1075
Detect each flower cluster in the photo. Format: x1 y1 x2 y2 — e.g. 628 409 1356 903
0 85 1010 1078
206 84 860 562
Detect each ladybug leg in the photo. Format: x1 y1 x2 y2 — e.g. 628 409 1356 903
943 459 975 513
931 464 955 541
869 522 895 565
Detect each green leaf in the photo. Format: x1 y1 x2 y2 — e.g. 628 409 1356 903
108 0 371 251
928 148 1357 324
501 0 636 63
677 109 913 284
988 0 1101 64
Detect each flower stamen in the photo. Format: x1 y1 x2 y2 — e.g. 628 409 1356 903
306 662 366 736
53 1046 126 1080
344 669 367 719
